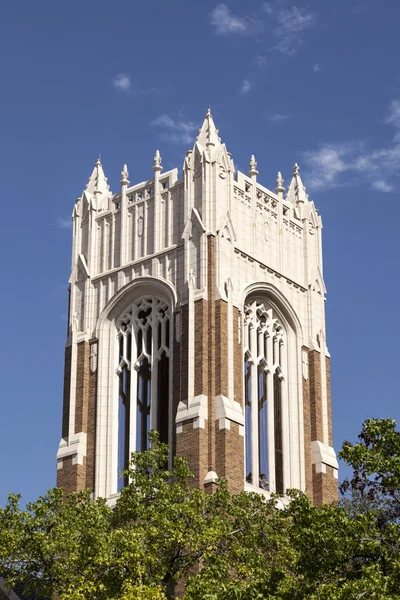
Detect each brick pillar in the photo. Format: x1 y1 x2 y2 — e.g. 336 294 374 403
175 296 209 489
302 347 313 500
176 235 245 493
57 339 97 494
215 302 245 494
308 349 338 504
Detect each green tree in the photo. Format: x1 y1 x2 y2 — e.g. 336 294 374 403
1 421 400 600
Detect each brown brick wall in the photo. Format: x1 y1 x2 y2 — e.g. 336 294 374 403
309 350 322 442
308 350 337 505
312 465 338 505
176 235 246 493
58 339 97 494
302 347 313 500
194 299 208 397
216 424 244 494
233 307 243 408
176 421 208 488
215 299 228 398
75 342 90 433
57 456 87 493
86 352 97 491
61 345 72 439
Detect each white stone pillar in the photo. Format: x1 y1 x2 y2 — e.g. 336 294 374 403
153 150 163 254
120 165 129 267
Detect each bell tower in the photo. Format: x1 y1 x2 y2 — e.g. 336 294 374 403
57 110 338 504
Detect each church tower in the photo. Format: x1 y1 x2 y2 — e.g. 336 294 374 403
57 110 338 504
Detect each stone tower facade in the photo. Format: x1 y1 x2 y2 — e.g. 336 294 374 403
57 110 338 504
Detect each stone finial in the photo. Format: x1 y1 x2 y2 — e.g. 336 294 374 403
293 163 300 175
153 149 163 173
275 171 285 195
248 154 258 177
120 164 130 186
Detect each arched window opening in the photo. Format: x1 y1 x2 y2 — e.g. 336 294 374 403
243 300 285 494
116 296 171 489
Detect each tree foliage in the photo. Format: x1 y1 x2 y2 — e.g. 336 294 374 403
1 422 400 599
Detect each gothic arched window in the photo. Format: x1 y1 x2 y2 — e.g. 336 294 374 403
243 300 285 495
116 296 171 490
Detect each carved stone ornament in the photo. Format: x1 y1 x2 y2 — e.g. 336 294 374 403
302 349 309 380
219 165 227 179
90 342 98 373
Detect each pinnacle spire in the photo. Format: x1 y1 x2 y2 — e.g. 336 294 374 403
196 108 221 147
86 158 110 196
153 149 163 172
120 164 129 186
275 171 285 195
248 154 258 177
286 162 309 205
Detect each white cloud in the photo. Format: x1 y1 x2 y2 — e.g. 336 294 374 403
209 4 248 34
56 217 72 229
113 73 131 92
372 180 393 193
152 114 198 145
277 6 316 35
274 6 317 55
262 2 273 15
269 113 291 122
303 101 400 193
253 54 269 70
210 4 316 57
313 63 321 73
384 99 400 142
303 143 355 188
240 79 252 94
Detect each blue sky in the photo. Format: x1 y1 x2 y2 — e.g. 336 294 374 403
0 0 399 505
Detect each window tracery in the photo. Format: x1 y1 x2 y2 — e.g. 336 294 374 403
243 299 285 494
116 296 171 490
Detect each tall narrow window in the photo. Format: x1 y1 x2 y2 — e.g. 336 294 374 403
258 364 268 489
243 300 285 494
117 328 131 491
116 297 171 489
244 357 252 483
274 371 284 495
